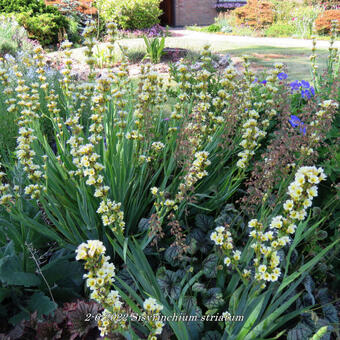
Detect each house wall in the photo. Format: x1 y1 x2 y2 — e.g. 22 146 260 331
175 0 217 26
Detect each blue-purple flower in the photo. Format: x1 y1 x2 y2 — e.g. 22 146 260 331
289 80 301 91
301 80 310 88
289 115 300 128
301 86 315 100
289 80 315 100
260 80 267 85
289 115 306 135
278 72 288 80
301 89 311 100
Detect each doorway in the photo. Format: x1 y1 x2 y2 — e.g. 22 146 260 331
160 0 174 26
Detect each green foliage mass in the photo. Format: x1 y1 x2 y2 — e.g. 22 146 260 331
206 23 222 32
0 0 68 46
96 0 162 30
143 35 165 63
265 22 296 37
16 11 68 46
0 0 46 12
0 0 59 14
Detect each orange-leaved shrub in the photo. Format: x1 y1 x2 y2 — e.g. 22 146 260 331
233 0 274 29
315 10 340 34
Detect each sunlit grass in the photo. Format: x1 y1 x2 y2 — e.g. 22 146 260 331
49 34 331 81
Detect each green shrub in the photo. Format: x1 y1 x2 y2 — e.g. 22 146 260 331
0 0 60 15
0 0 45 12
14 11 68 46
95 0 162 30
265 22 296 37
0 0 69 46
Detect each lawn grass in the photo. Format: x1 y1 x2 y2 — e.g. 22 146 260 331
186 25 335 41
118 38 329 81
224 45 328 81
57 34 332 81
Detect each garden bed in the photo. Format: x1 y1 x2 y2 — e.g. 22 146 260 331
0 7 339 340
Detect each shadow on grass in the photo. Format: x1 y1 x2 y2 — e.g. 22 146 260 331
223 45 328 80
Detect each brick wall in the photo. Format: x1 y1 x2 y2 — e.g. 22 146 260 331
175 0 217 26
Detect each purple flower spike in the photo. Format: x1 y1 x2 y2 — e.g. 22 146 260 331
310 86 315 96
163 117 170 121
278 72 288 80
